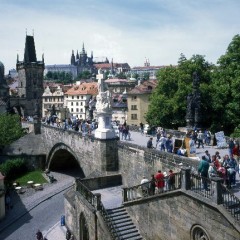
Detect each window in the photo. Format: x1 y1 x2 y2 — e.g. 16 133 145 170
76 108 79 112
131 114 137 120
80 102 83 106
81 96 83 99
131 105 137 110
80 108 83 112
72 96 74 99
71 108 73 112
77 96 79 99
131 96 137 100
76 102 79 106
71 102 73 106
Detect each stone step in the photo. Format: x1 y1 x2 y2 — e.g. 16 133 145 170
107 212 128 221
119 231 141 239
115 224 136 232
111 217 132 225
107 210 128 218
113 221 134 229
123 237 142 240
117 228 138 237
106 207 126 214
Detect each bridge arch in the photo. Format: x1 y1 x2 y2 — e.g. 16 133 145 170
47 143 85 177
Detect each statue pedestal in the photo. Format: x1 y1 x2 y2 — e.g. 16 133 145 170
94 112 115 139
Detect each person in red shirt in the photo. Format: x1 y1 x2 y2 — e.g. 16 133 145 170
155 170 165 193
232 144 240 161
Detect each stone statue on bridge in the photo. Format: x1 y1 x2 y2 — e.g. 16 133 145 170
186 72 203 129
94 69 115 139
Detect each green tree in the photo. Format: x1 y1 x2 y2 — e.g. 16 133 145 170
77 71 91 80
0 114 25 146
211 34 240 134
116 72 127 79
46 71 53 79
146 54 213 129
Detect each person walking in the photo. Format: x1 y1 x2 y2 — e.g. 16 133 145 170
197 130 204 148
198 156 210 190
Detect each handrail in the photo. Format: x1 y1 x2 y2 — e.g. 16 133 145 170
221 184 240 221
76 179 97 207
190 173 214 199
98 201 122 240
76 179 122 239
123 172 181 202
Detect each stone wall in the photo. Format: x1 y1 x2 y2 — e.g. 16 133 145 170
41 125 118 176
124 191 240 240
118 141 199 187
64 188 112 240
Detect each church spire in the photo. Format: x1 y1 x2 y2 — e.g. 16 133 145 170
24 35 37 63
82 43 85 54
71 50 75 65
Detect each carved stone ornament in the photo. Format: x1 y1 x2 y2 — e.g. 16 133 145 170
191 225 210 240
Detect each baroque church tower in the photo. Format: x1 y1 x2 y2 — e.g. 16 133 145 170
16 35 44 117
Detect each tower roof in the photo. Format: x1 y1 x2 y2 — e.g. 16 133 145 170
24 35 37 63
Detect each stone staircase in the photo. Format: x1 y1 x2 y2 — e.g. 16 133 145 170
106 206 143 240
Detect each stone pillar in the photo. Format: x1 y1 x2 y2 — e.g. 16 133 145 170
95 138 119 172
211 177 224 205
95 193 101 211
33 116 41 135
122 187 128 203
181 167 191 190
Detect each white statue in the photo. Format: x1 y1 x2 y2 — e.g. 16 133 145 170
96 69 111 113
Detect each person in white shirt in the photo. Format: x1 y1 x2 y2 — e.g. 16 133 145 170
141 176 149 196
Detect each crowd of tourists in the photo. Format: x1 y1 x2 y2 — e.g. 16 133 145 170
140 169 176 197
198 141 240 190
146 127 174 153
43 116 97 135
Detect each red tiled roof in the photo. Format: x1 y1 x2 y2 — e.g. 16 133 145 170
128 80 157 95
105 79 128 83
65 82 98 95
94 63 130 69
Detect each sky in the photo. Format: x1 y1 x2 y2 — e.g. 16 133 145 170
0 0 240 73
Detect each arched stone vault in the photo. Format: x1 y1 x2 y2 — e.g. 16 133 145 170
47 143 85 177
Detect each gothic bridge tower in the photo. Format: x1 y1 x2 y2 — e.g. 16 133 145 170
16 34 45 117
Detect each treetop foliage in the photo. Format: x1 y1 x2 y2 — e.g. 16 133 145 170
0 114 25 146
146 34 240 135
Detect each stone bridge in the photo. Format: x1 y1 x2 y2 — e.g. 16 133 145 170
3 123 199 186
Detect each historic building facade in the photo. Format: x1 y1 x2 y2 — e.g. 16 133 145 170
1 35 45 118
64 81 98 119
127 80 157 125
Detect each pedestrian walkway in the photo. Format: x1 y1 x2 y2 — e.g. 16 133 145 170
0 172 74 234
43 221 67 240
